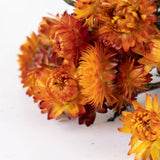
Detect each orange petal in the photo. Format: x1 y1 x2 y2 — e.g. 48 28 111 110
118 127 131 134
145 94 153 111
48 104 67 119
150 148 160 160
141 149 151 160
128 140 151 157
121 111 132 117
153 94 159 113
132 100 144 110
122 34 129 52
67 103 79 118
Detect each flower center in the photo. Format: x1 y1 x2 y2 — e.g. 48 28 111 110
132 110 160 141
111 4 140 33
47 72 79 103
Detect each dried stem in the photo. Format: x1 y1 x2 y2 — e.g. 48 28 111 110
107 107 126 122
63 0 75 6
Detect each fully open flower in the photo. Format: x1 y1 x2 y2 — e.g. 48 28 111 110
78 43 117 108
116 58 152 101
74 0 100 28
98 0 157 52
21 65 86 119
44 66 86 119
119 94 160 160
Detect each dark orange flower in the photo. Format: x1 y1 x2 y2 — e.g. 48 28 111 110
21 64 86 119
78 43 117 108
98 0 157 52
119 94 160 160
39 11 89 65
116 58 152 101
74 0 100 28
40 66 86 119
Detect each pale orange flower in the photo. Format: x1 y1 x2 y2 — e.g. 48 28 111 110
78 43 117 108
119 94 160 160
74 0 100 28
98 0 157 52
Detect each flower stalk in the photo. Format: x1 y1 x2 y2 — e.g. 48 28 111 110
63 0 75 6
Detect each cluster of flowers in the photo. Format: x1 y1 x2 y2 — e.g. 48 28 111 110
18 0 160 159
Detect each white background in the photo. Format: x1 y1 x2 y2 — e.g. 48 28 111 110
0 0 160 160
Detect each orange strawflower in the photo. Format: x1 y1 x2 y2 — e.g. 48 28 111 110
22 64 86 119
78 43 117 108
119 94 160 160
98 0 157 52
39 11 89 65
74 0 100 28
116 58 152 101
41 66 86 119
111 57 152 112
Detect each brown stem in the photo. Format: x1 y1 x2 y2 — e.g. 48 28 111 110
107 107 126 122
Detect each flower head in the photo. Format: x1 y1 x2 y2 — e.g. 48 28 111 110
39 11 89 65
18 32 64 78
78 43 117 108
116 58 152 101
119 94 160 160
44 66 86 119
21 64 86 119
46 67 78 104
98 0 157 52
